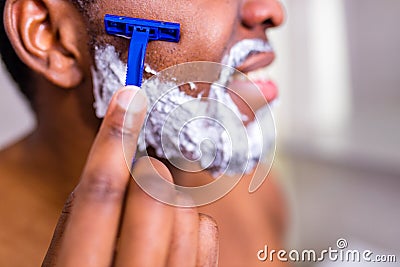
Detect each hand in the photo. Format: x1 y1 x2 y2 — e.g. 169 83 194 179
42 87 219 267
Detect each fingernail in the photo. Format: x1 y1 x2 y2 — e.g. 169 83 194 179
116 86 147 113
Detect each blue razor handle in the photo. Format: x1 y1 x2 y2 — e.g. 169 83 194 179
104 14 181 87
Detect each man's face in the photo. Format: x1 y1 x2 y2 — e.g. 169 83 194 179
88 0 284 176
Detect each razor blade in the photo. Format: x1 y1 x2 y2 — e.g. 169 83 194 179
105 14 180 86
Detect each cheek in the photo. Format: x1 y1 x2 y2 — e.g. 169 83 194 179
143 2 237 70
94 0 238 71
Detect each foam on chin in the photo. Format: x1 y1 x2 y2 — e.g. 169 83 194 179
91 44 274 176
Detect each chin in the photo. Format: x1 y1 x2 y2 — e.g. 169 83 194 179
92 41 276 179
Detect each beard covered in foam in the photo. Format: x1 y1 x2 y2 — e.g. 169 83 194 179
91 43 275 177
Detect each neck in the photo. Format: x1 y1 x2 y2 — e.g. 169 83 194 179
22 79 99 193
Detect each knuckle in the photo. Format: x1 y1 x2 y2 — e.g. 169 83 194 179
61 192 75 215
106 118 138 140
77 172 127 203
106 119 125 139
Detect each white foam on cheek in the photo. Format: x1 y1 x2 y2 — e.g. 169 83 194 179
138 78 247 175
138 69 272 176
92 45 127 118
144 63 158 75
91 43 273 176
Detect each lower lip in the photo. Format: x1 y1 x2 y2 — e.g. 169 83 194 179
252 79 279 102
228 79 279 103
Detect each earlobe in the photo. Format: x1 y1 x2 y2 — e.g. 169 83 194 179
4 0 85 88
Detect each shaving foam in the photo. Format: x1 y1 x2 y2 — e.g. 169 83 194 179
222 39 273 68
91 42 275 176
92 45 126 117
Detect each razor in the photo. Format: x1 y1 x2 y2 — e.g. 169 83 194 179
104 14 181 87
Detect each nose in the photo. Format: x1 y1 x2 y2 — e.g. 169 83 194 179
241 0 285 29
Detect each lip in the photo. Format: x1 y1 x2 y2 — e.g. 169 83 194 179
229 50 278 103
229 79 278 103
235 51 275 74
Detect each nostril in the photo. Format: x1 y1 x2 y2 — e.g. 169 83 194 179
241 0 284 30
262 18 274 28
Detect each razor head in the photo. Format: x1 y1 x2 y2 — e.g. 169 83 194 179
104 14 180 42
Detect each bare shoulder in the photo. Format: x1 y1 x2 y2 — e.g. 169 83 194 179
0 145 60 266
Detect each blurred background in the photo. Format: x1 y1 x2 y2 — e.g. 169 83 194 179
1 0 399 266
270 0 400 266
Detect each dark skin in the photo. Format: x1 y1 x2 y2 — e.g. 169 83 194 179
0 0 288 266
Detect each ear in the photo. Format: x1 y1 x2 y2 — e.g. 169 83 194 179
3 0 88 88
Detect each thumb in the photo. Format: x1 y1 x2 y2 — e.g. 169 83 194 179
42 86 148 265
83 85 148 178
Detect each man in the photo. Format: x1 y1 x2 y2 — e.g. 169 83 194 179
0 0 288 266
